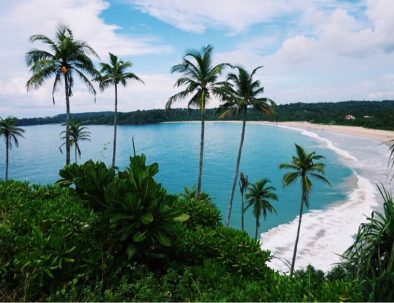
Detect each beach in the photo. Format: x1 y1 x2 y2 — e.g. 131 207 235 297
259 121 393 273
277 121 394 144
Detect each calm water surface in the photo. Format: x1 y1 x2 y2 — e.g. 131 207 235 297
0 122 353 236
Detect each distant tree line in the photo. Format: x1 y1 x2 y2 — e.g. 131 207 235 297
16 100 394 130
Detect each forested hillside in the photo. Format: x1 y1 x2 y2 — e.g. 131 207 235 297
16 100 394 130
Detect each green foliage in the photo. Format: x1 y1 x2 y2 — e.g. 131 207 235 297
57 154 189 261
342 185 394 301
0 179 364 302
0 181 97 301
16 100 394 131
171 225 271 277
175 187 222 229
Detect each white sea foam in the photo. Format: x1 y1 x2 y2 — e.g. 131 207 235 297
260 125 381 273
278 125 358 161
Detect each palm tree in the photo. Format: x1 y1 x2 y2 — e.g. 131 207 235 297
245 179 278 240
95 52 143 168
0 117 25 180
167 45 226 198
279 144 330 276
59 121 91 164
217 65 275 226
239 171 249 231
26 23 98 165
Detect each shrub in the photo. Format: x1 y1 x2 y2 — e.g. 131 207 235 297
174 195 222 229
0 181 97 301
171 225 271 277
58 155 189 264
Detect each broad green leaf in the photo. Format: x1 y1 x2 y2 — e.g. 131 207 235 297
155 231 171 247
173 213 190 222
141 212 154 224
133 231 146 242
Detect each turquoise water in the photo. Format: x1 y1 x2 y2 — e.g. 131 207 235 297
0 122 353 236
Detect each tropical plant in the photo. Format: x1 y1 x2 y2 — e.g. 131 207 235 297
216 65 275 226
57 154 189 261
0 117 25 180
279 144 330 276
245 179 278 240
26 23 98 165
342 185 394 301
95 52 144 167
167 45 226 198
175 193 221 229
59 121 90 164
239 172 248 231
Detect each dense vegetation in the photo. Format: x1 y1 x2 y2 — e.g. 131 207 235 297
16 100 394 130
1 155 372 301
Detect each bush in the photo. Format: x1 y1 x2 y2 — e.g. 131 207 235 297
174 195 222 229
170 225 271 277
58 154 189 265
0 181 98 301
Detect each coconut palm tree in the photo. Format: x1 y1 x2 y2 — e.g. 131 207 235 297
95 52 143 168
279 144 330 276
26 23 98 165
245 179 278 240
239 171 249 231
167 45 226 198
59 120 91 164
217 65 275 226
0 117 25 180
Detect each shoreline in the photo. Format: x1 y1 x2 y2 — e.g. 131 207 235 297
256 121 390 273
274 121 394 144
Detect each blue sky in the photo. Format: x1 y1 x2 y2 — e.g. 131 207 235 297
1 0 394 118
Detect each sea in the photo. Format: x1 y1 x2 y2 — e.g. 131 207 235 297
0 121 390 272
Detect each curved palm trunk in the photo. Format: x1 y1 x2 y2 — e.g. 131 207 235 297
112 83 118 168
75 146 78 164
5 137 9 180
226 116 247 226
290 190 306 276
196 107 205 198
64 75 71 165
255 218 259 240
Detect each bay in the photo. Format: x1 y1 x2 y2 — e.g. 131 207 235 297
0 122 353 237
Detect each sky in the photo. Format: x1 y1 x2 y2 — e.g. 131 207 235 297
1 0 394 118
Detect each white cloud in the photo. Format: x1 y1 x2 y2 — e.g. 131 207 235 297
213 1 394 104
130 0 294 34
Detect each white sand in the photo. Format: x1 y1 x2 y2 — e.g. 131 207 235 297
276 121 394 144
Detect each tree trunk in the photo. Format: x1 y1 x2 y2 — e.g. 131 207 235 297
241 192 245 231
112 83 118 168
75 146 78 164
255 218 259 241
196 105 205 198
226 115 247 226
290 190 306 276
5 137 9 180
64 75 71 165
